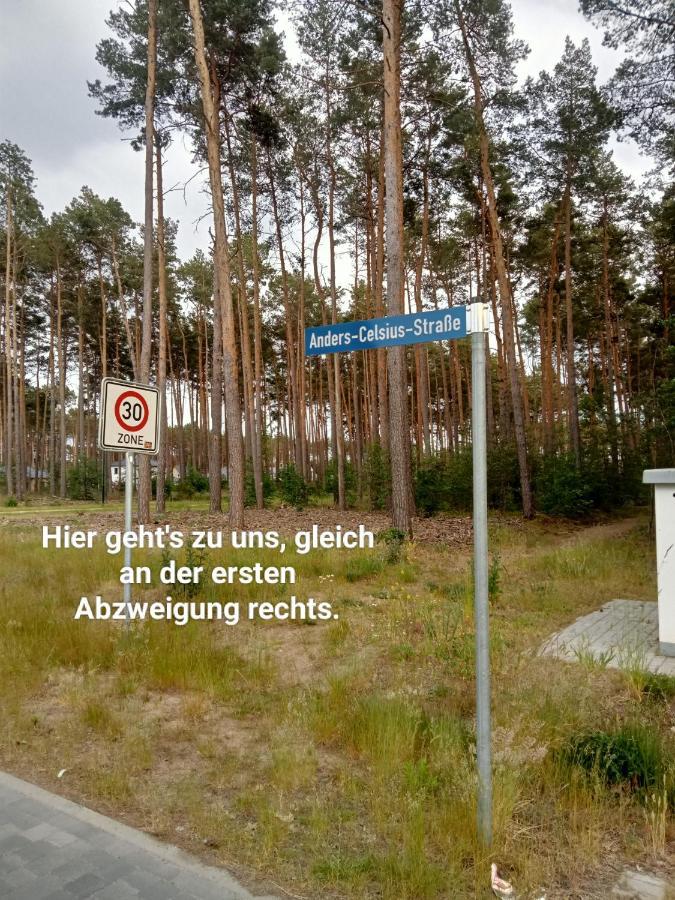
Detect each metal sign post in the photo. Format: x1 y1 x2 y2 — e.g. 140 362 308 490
123 452 133 617
305 301 493 846
470 301 492 846
98 378 160 621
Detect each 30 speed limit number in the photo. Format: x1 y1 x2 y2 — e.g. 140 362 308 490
99 378 159 454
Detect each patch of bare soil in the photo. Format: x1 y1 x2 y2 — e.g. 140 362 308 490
1 505 478 545
532 512 644 547
246 622 325 687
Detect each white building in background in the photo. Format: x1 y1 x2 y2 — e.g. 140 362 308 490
109 460 184 485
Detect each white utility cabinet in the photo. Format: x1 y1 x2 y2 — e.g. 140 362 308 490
643 468 675 656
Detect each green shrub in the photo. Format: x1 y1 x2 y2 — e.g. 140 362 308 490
413 447 522 515
378 527 406 563
535 449 646 518
535 453 593 518
641 673 675 702
277 464 309 510
487 445 521 510
244 464 274 507
173 465 209 499
555 724 672 798
324 459 357 506
363 443 389 510
186 466 209 494
151 475 172 500
444 451 475 510
172 480 194 500
67 455 101 501
488 553 502 601
414 458 447 516
413 452 473 514
5 496 18 508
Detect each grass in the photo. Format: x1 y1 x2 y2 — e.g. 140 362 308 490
0 510 672 898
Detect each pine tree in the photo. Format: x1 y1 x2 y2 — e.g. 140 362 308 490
525 37 614 466
581 0 674 163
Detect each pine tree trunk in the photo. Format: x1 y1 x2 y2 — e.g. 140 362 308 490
267 154 302 480
57 260 66 499
456 0 534 518
326 122 346 510
4 189 13 497
564 178 581 466
77 286 85 468
155 137 169 512
414 157 431 456
48 280 56 495
13 286 25 499
250 138 265 486
209 256 223 512
137 0 157 525
375 120 389 456
543 216 561 452
602 197 618 470
383 0 413 533
223 108 262 507
111 236 138 379
188 0 244 527
306 167 338 472
296 166 309 479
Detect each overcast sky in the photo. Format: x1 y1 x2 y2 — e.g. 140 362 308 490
0 0 651 267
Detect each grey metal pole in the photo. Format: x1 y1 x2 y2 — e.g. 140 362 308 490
471 301 492 846
124 452 133 620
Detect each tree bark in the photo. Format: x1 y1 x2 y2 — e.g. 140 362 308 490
383 0 413 533
223 107 263 507
325 91 346 510
564 176 581 466
209 249 223 512
188 0 245 527
250 138 265 484
138 0 157 524
56 259 66 499
155 137 169 512
4 189 13 496
414 153 431 456
456 0 534 518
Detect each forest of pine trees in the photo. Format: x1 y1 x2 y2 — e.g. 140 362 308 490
0 0 673 530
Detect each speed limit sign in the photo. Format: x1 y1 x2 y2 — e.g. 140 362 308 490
98 378 160 454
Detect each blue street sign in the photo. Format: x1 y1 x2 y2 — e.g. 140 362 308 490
305 306 468 357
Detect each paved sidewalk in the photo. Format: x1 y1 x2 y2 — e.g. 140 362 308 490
539 599 675 676
0 771 277 900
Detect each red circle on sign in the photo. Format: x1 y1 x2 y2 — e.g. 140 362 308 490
114 390 150 432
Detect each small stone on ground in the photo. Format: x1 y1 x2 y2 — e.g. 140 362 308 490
612 868 673 899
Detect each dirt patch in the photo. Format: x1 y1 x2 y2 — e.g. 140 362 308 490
246 622 326 687
1 505 477 545
558 514 644 547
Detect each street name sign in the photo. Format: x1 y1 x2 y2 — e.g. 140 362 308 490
305 306 467 357
98 377 160 454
